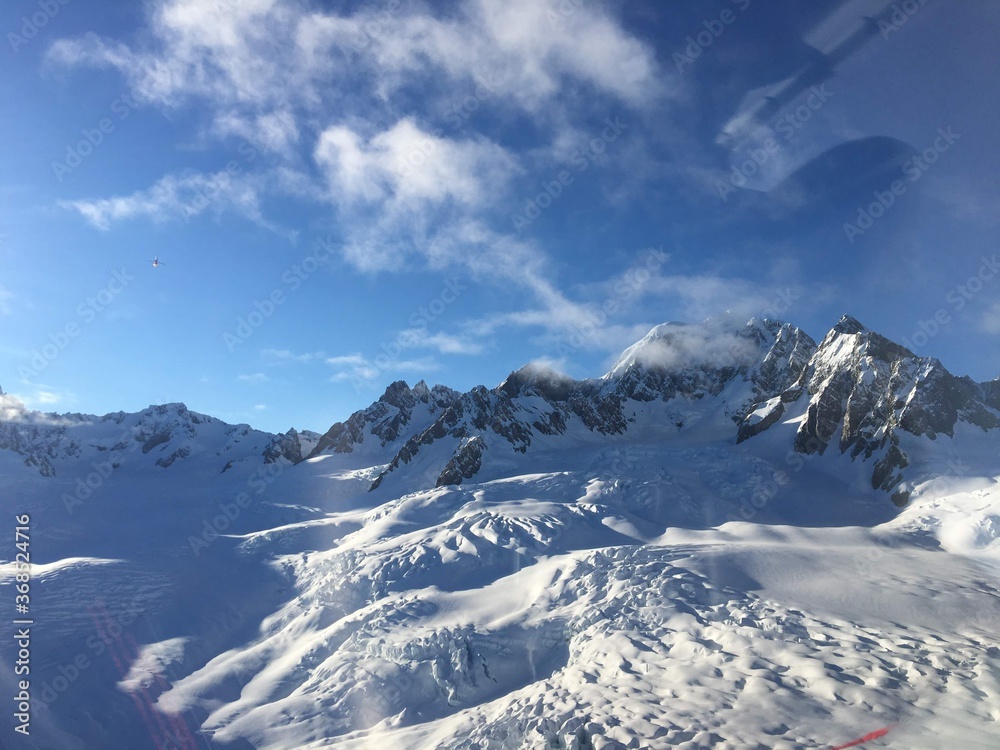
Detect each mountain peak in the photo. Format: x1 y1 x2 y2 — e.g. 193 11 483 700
499 363 576 401
832 314 867 335
378 380 415 408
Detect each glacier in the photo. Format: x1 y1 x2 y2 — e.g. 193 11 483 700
1 315 999 749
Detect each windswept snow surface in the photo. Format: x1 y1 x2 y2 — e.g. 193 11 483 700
2 425 999 749
1 318 1000 748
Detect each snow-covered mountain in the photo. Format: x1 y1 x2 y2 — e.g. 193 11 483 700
0 390 320 478
1 315 999 749
312 315 999 513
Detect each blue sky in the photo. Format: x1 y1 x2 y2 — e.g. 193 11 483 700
1 0 999 433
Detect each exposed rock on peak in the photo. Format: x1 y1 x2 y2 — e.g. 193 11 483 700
775 318 1000 503
499 364 576 402
0 394 306 476
371 318 818 493
306 381 461 459
361 315 998 506
832 314 867 335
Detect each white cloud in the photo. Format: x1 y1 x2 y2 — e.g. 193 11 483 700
399 328 485 356
261 348 323 364
448 249 808 362
610 322 761 376
213 109 301 156
60 170 285 234
300 0 666 113
47 0 666 117
45 0 677 369
238 373 269 383
326 353 439 384
0 285 13 315
9 388 73 411
47 1 303 108
979 302 1000 335
315 118 519 213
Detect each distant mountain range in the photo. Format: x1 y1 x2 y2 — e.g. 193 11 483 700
3 315 999 749
5 314 998 511
306 314 1000 507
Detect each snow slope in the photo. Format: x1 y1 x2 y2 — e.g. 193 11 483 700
1 316 998 749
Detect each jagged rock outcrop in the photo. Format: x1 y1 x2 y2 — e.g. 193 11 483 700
779 315 1000 501
436 436 486 487
5 315 995 508
365 316 999 504
0 395 310 476
263 428 321 464
305 380 460 458
372 318 820 492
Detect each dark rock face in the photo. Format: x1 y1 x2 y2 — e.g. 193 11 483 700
0 399 306 476
781 315 1000 494
156 446 191 468
306 380 460 458
365 315 1000 501
142 431 173 454
0 420 66 476
372 318 821 491
262 428 318 465
436 437 486 487
6 316 995 504
737 400 785 444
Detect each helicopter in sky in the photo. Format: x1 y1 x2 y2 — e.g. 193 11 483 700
147 256 165 268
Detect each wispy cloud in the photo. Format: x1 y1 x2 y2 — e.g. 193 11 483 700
60 170 289 235
212 109 300 157
326 353 439 384
0 285 13 315
238 372 269 383
978 302 1000 335
47 0 665 262
399 328 485 356
314 119 522 272
47 0 667 115
260 348 324 364
44 0 685 375
315 118 518 212
609 322 760 376
9 387 73 411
